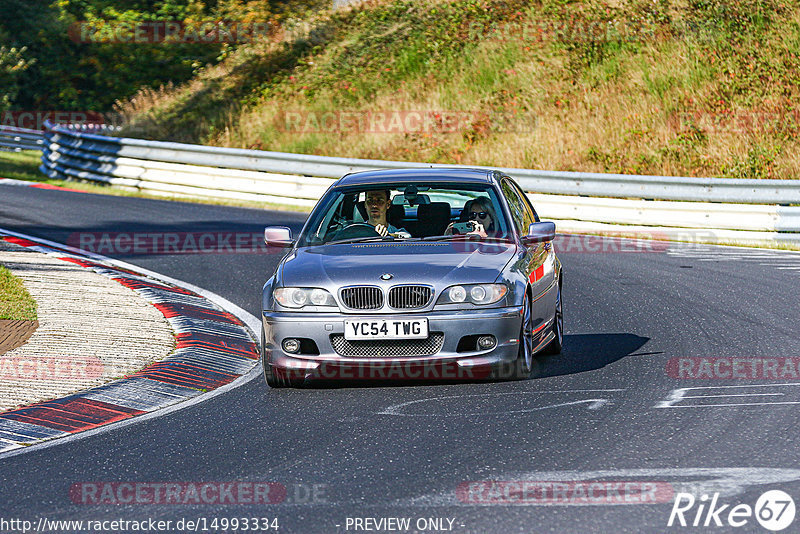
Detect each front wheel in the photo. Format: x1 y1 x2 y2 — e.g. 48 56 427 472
262 329 303 388
541 283 563 355
511 294 534 379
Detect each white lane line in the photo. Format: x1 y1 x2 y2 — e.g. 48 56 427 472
673 383 800 389
713 254 782 258
668 251 800 258
0 441 23 453
0 227 263 460
661 402 800 408
378 389 624 416
668 249 800 273
395 468 800 506
692 256 800 261
682 393 784 398
655 384 800 409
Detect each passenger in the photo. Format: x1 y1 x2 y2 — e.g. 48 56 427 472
365 189 410 238
445 197 499 238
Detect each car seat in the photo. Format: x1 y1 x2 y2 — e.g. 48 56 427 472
416 202 451 237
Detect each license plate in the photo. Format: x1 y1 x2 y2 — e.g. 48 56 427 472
344 319 429 340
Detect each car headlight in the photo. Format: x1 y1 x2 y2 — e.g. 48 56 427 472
437 284 507 305
274 287 336 308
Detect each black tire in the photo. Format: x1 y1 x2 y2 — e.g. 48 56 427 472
263 355 286 388
511 293 534 380
262 329 302 388
541 282 563 355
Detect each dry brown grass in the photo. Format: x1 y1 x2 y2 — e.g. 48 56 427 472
116 0 800 179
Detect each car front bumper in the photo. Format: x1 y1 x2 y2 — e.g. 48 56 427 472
262 307 524 381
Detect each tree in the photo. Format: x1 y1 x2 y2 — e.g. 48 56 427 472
0 46 34 114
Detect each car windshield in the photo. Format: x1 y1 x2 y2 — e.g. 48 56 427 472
297 182 512 247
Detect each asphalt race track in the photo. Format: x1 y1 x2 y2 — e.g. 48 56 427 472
2 185 800 533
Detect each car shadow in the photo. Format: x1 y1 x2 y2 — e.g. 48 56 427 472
290 332 651 389
531 332 653 379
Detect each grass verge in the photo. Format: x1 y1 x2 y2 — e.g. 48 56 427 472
0 151 44 182
0 265 37 321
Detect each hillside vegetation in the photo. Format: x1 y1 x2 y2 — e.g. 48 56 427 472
0 0 327 114
117 0 800 178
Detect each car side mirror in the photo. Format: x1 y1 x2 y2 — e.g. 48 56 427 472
264 226 294 247
521 221 556 246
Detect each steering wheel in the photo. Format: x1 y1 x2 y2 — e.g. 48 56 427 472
332 222 381 241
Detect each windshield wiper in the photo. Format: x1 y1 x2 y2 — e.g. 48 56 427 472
420 234 480 241
478 236 513 243
326 236 398 245
419 234 513 243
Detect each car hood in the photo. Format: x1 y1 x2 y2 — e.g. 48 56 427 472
281 241 517 287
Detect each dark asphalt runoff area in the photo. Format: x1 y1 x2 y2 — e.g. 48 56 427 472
2 184 800 533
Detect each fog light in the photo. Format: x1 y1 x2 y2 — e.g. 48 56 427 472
282 338 301 354
477 335 496 350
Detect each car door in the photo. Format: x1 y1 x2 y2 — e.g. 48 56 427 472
500 178 556 327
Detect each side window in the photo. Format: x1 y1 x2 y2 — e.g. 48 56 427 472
511 180 539 223
501 179 534 234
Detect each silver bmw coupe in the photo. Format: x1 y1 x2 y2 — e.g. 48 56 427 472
261 168 562 387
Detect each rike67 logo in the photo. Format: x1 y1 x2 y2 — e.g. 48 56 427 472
668 490 795 531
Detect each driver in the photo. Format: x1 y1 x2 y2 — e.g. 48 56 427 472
365 189 410 238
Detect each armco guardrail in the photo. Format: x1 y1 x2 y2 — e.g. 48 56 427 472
39 121 800 243
0 125 44 152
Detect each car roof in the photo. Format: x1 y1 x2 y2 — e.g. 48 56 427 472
335 168 500 187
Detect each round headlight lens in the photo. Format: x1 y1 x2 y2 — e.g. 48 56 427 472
448 285 467 303
470 285 487 302
310 288 328 306
290 288 308 306
436 284 508 307
275 287 335 308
